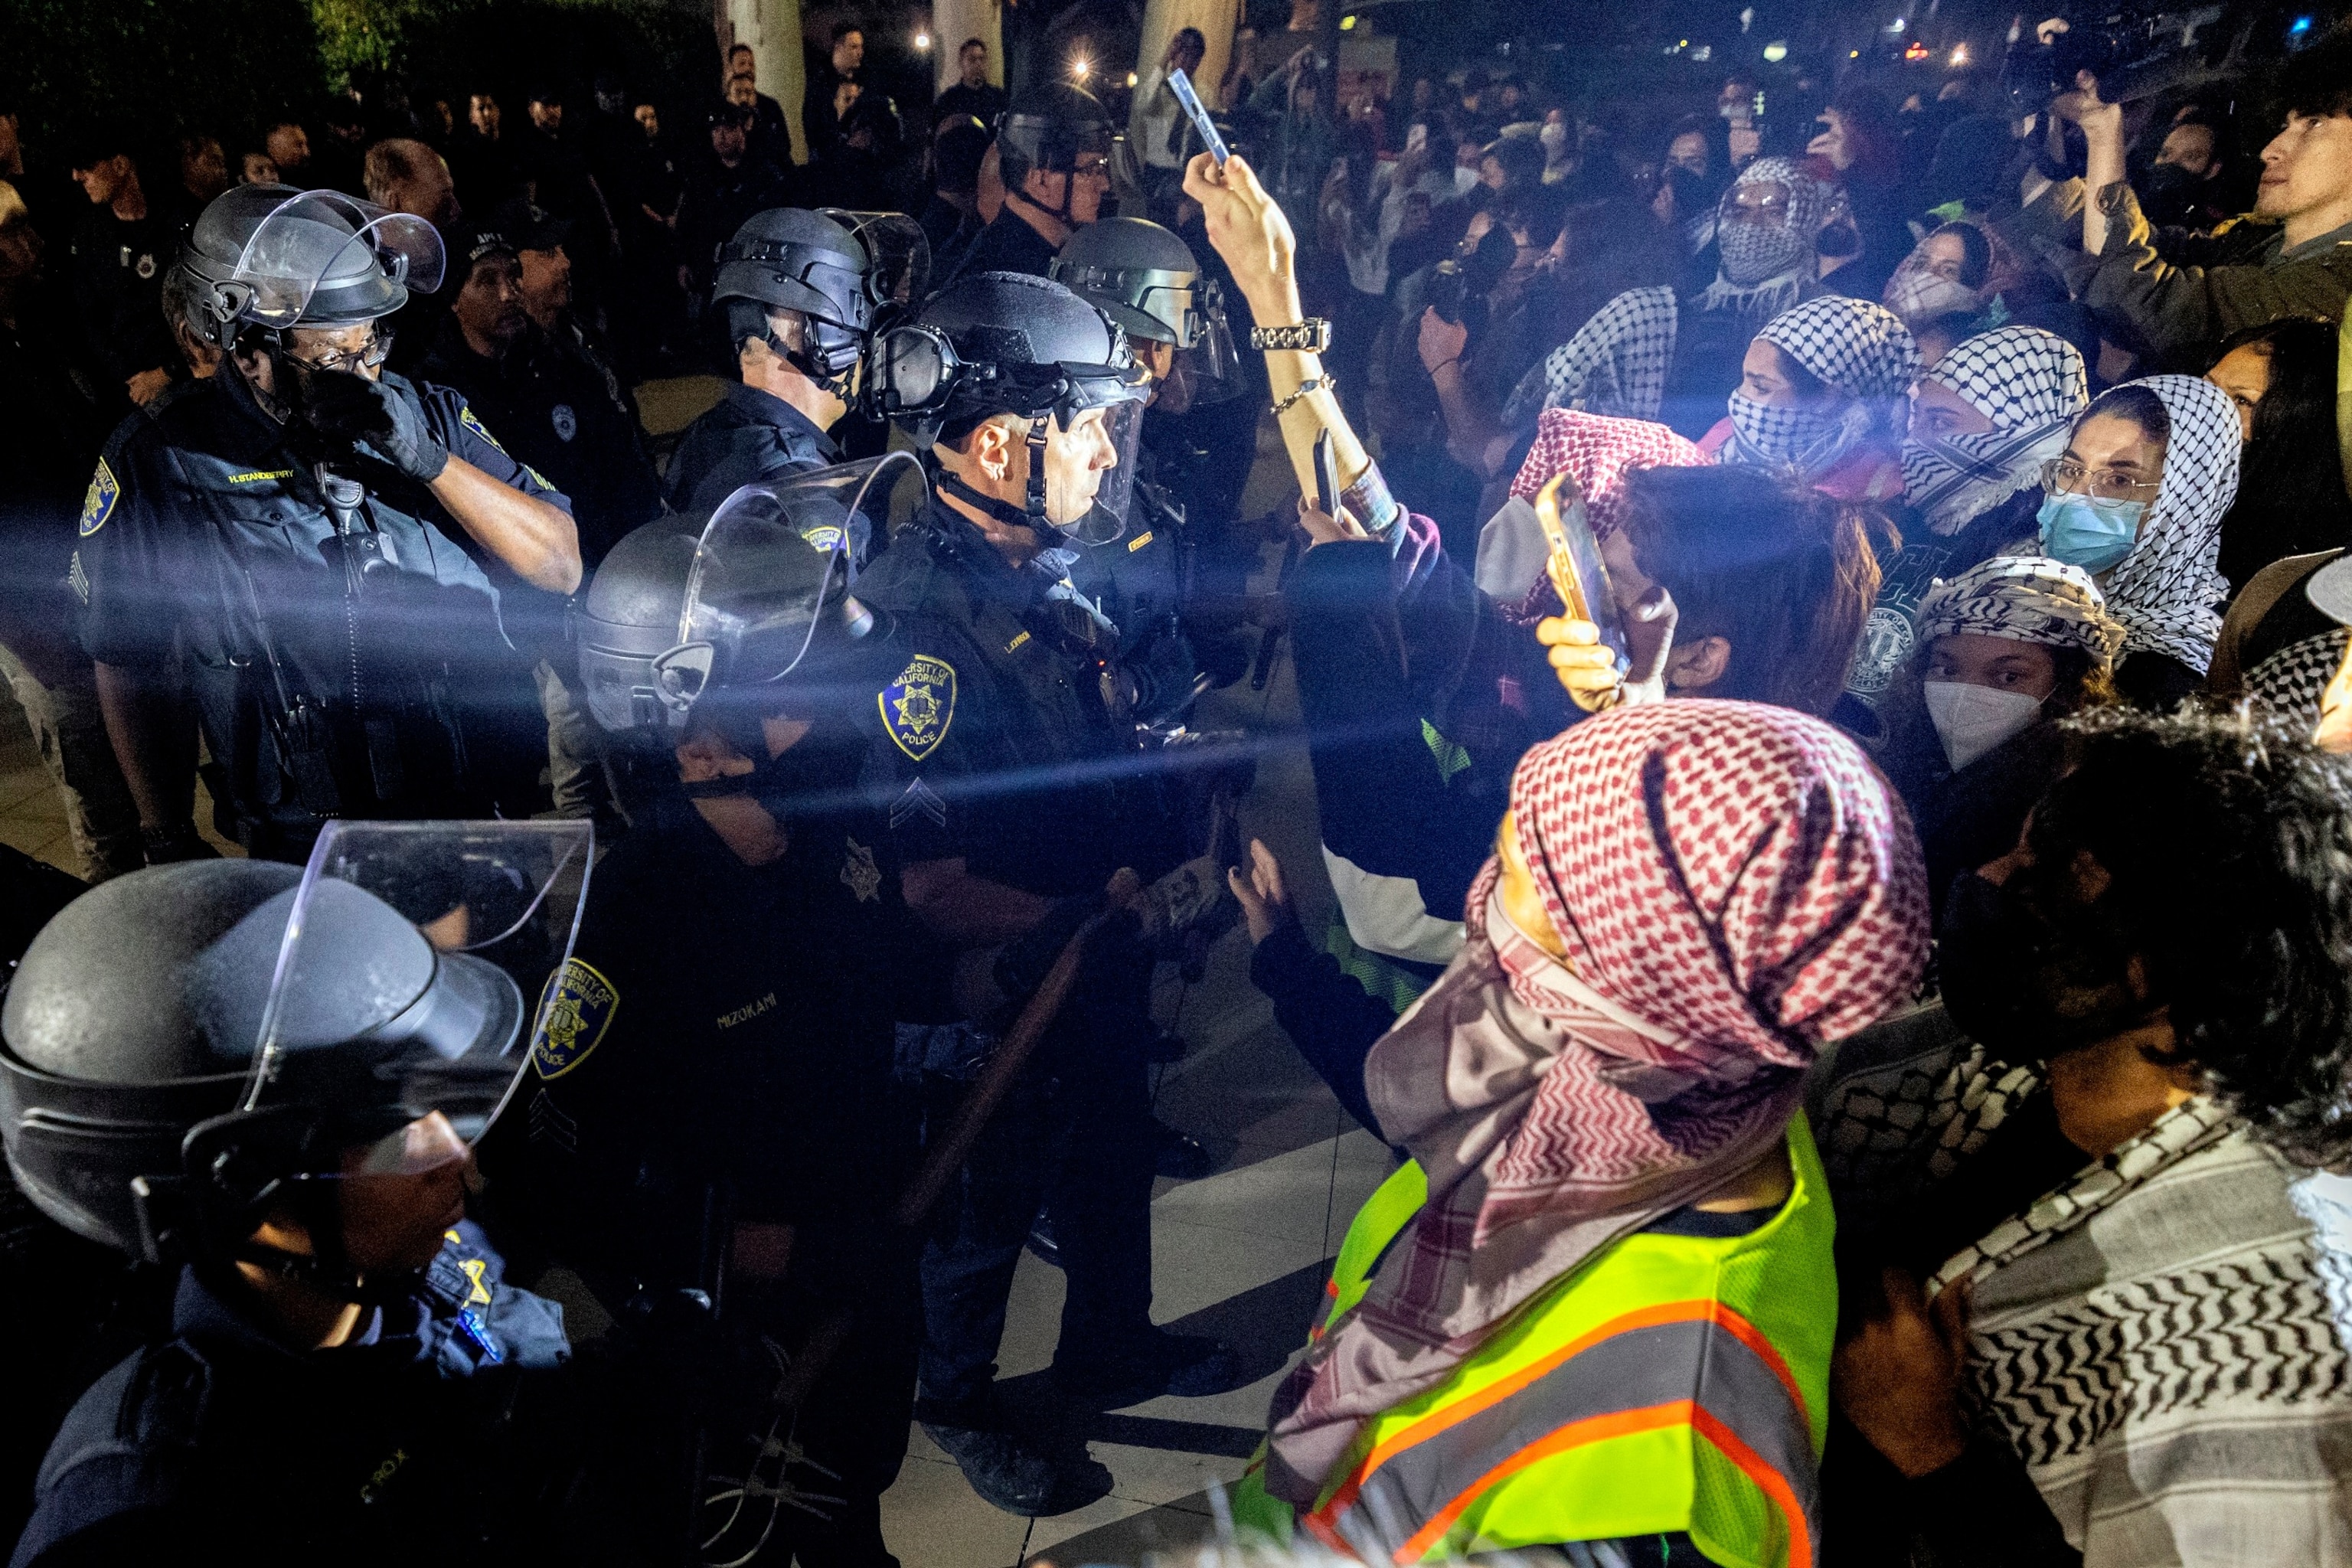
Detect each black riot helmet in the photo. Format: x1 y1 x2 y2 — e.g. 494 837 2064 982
1048 217 1202 346
996 81 1122 226
173 184 444 350
0 824 590 1292
713 207 875 390
577 462 910 744
867 270 1146 542
1050 216 1240 412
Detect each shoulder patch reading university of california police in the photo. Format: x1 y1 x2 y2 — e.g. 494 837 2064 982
880 655 956 762
458 403 509 455
79 459 119 537
531 959 619 1080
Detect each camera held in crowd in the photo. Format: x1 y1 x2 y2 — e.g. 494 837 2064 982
2002 2 2236 113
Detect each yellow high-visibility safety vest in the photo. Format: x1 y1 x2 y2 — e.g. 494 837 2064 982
1231 1115 1836 1568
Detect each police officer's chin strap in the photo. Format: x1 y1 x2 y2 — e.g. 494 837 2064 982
224 1184 424 1308
764 324 855 402
1008 165 1080 231
933 415 1061 544
224 326 300 428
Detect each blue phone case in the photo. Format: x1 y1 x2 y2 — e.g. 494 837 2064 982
1168 68 1229 164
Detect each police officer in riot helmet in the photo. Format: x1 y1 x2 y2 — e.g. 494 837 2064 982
1049 216 1243 727
665 207 916 541
857 272 1244 1514
541 488 929 1564
0 841 581 1564
78 185 580 866
946 83 1118 281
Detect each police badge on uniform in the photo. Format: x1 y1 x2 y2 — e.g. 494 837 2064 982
551 403 577 442
841 836 882 903
880 655 956 762
78 459 119 537
530 958 619 1079
458 402 509 454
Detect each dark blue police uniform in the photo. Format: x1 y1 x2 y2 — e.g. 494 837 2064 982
526 730 933 1566
1066 476 1198 730
940 207 1060 286
849 498 1182 1404
10 1223 569 1567
662 382 847 521
70 369 569 859
417 318 660 570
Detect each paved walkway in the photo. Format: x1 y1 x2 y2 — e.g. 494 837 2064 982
878 619 1386 1568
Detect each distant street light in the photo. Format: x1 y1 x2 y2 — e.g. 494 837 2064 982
914 31 932 49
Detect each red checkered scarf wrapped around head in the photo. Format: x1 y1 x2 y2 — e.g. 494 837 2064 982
1498 409 1712 623
1508 407 1711 541
1263 700 1929 1504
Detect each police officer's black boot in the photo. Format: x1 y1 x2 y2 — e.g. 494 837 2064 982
917 1393 1108 1516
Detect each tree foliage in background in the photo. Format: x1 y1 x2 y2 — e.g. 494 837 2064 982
0 0 710 143
0 0 325 140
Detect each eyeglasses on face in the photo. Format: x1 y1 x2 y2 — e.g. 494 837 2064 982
2041 457 2161 503
286 328 394 374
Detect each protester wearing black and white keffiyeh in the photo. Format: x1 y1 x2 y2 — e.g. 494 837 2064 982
1717 295 1919 480
1504 158 1845 431
1903 327 2088 538
1817 1004 2352 1568
1915 555 2126 668
2075 376 2239 677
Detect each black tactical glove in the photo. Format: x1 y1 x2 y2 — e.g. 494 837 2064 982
301 369 450 483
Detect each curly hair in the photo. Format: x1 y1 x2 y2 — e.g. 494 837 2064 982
2036 706 2352 1165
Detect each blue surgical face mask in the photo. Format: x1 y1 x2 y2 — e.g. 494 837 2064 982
2036 490 2145 574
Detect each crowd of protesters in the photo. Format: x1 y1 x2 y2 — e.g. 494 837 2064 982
5 5 2352 1565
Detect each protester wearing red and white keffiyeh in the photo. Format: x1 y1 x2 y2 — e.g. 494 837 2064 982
1506 407 1709 539
1262 699 1931 1502
1475 408 1711 616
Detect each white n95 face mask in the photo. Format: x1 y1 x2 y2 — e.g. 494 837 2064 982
1923 680 2043 772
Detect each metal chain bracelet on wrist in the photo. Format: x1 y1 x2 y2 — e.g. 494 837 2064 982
1270 376 1332 417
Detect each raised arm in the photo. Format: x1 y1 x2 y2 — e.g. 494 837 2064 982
1182 152 1396 534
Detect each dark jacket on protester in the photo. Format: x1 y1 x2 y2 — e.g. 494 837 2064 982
1283 514 1566 979
2007 177 2352 369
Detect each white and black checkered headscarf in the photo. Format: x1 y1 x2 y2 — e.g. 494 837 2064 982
1700 157 1842 312
1720 296 1919 479
1511 284 1681 427
1902 327 2087 537
1511 160 1843 430
1916 555 2125 670
2089 375 2239 675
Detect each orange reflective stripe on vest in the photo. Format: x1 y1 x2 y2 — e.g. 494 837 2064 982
1303 1298 1818 1566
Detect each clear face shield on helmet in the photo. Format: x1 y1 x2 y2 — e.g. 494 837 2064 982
239 820 593 1181
229 188 445 330
669 455 921 701
1078 397 1152 544
818 209 932 315
1055 267 1243 413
